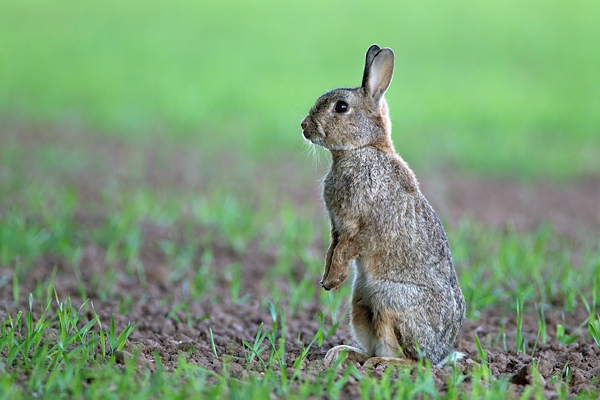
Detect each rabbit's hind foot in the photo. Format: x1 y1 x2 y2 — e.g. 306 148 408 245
324 345 369 366
363 356 416 370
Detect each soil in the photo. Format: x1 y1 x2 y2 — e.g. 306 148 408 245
1 126 600 398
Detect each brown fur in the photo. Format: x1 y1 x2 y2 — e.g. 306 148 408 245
301 45 465 366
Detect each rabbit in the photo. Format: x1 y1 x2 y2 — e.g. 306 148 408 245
300 44 465 368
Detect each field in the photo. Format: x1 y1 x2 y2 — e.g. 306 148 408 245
1 0 600 398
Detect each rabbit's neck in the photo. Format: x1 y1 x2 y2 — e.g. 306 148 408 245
329 146 419 194
330 140 395 162
330 146 386 168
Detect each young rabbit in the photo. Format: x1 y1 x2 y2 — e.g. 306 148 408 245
301 45 465 368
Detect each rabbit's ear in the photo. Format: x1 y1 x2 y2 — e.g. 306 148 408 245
363 47 394 102
361 44 381 88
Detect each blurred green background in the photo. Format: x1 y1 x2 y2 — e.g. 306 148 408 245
1 0 599 178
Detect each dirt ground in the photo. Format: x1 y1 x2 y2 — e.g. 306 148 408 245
1 127 600 397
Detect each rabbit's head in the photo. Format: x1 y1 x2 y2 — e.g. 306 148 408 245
301 45 395 152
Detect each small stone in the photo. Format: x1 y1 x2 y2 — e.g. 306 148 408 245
537 359 553 377
162 319 175 335
567 352 583 365
570 370 587 385
226 363 248 379
587 366 600 378
136 354 155 370
550 342 567 352
177 341 195 352
533 370 546 387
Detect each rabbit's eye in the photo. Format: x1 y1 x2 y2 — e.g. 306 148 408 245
334 101 349 113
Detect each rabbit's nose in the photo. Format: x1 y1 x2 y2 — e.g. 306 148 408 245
301 118 308 130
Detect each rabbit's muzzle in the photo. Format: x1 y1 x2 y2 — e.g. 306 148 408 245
301 117 311 139
301 116 322 140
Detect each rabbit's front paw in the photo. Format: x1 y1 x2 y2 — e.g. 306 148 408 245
320 257 351 290
320 269 349 291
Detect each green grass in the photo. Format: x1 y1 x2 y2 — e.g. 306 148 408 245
1 0 600 177
3 183 599 319
1 173 600 398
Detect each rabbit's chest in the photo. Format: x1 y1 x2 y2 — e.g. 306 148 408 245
323 165 391 221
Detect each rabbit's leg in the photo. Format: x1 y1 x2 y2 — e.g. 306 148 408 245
368 284 460 365
363 356 415 370
324 345 369 365
373 310 404 358
351 293 377 355
321 229 338 287
321 232 359 290
361 310 416 369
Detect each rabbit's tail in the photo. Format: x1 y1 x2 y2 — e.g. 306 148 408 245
435 351 465 368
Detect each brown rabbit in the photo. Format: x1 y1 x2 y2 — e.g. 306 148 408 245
301 45 465 368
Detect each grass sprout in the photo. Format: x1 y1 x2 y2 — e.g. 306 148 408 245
589 314 600 348
556 324 578 346
515 292 526 354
